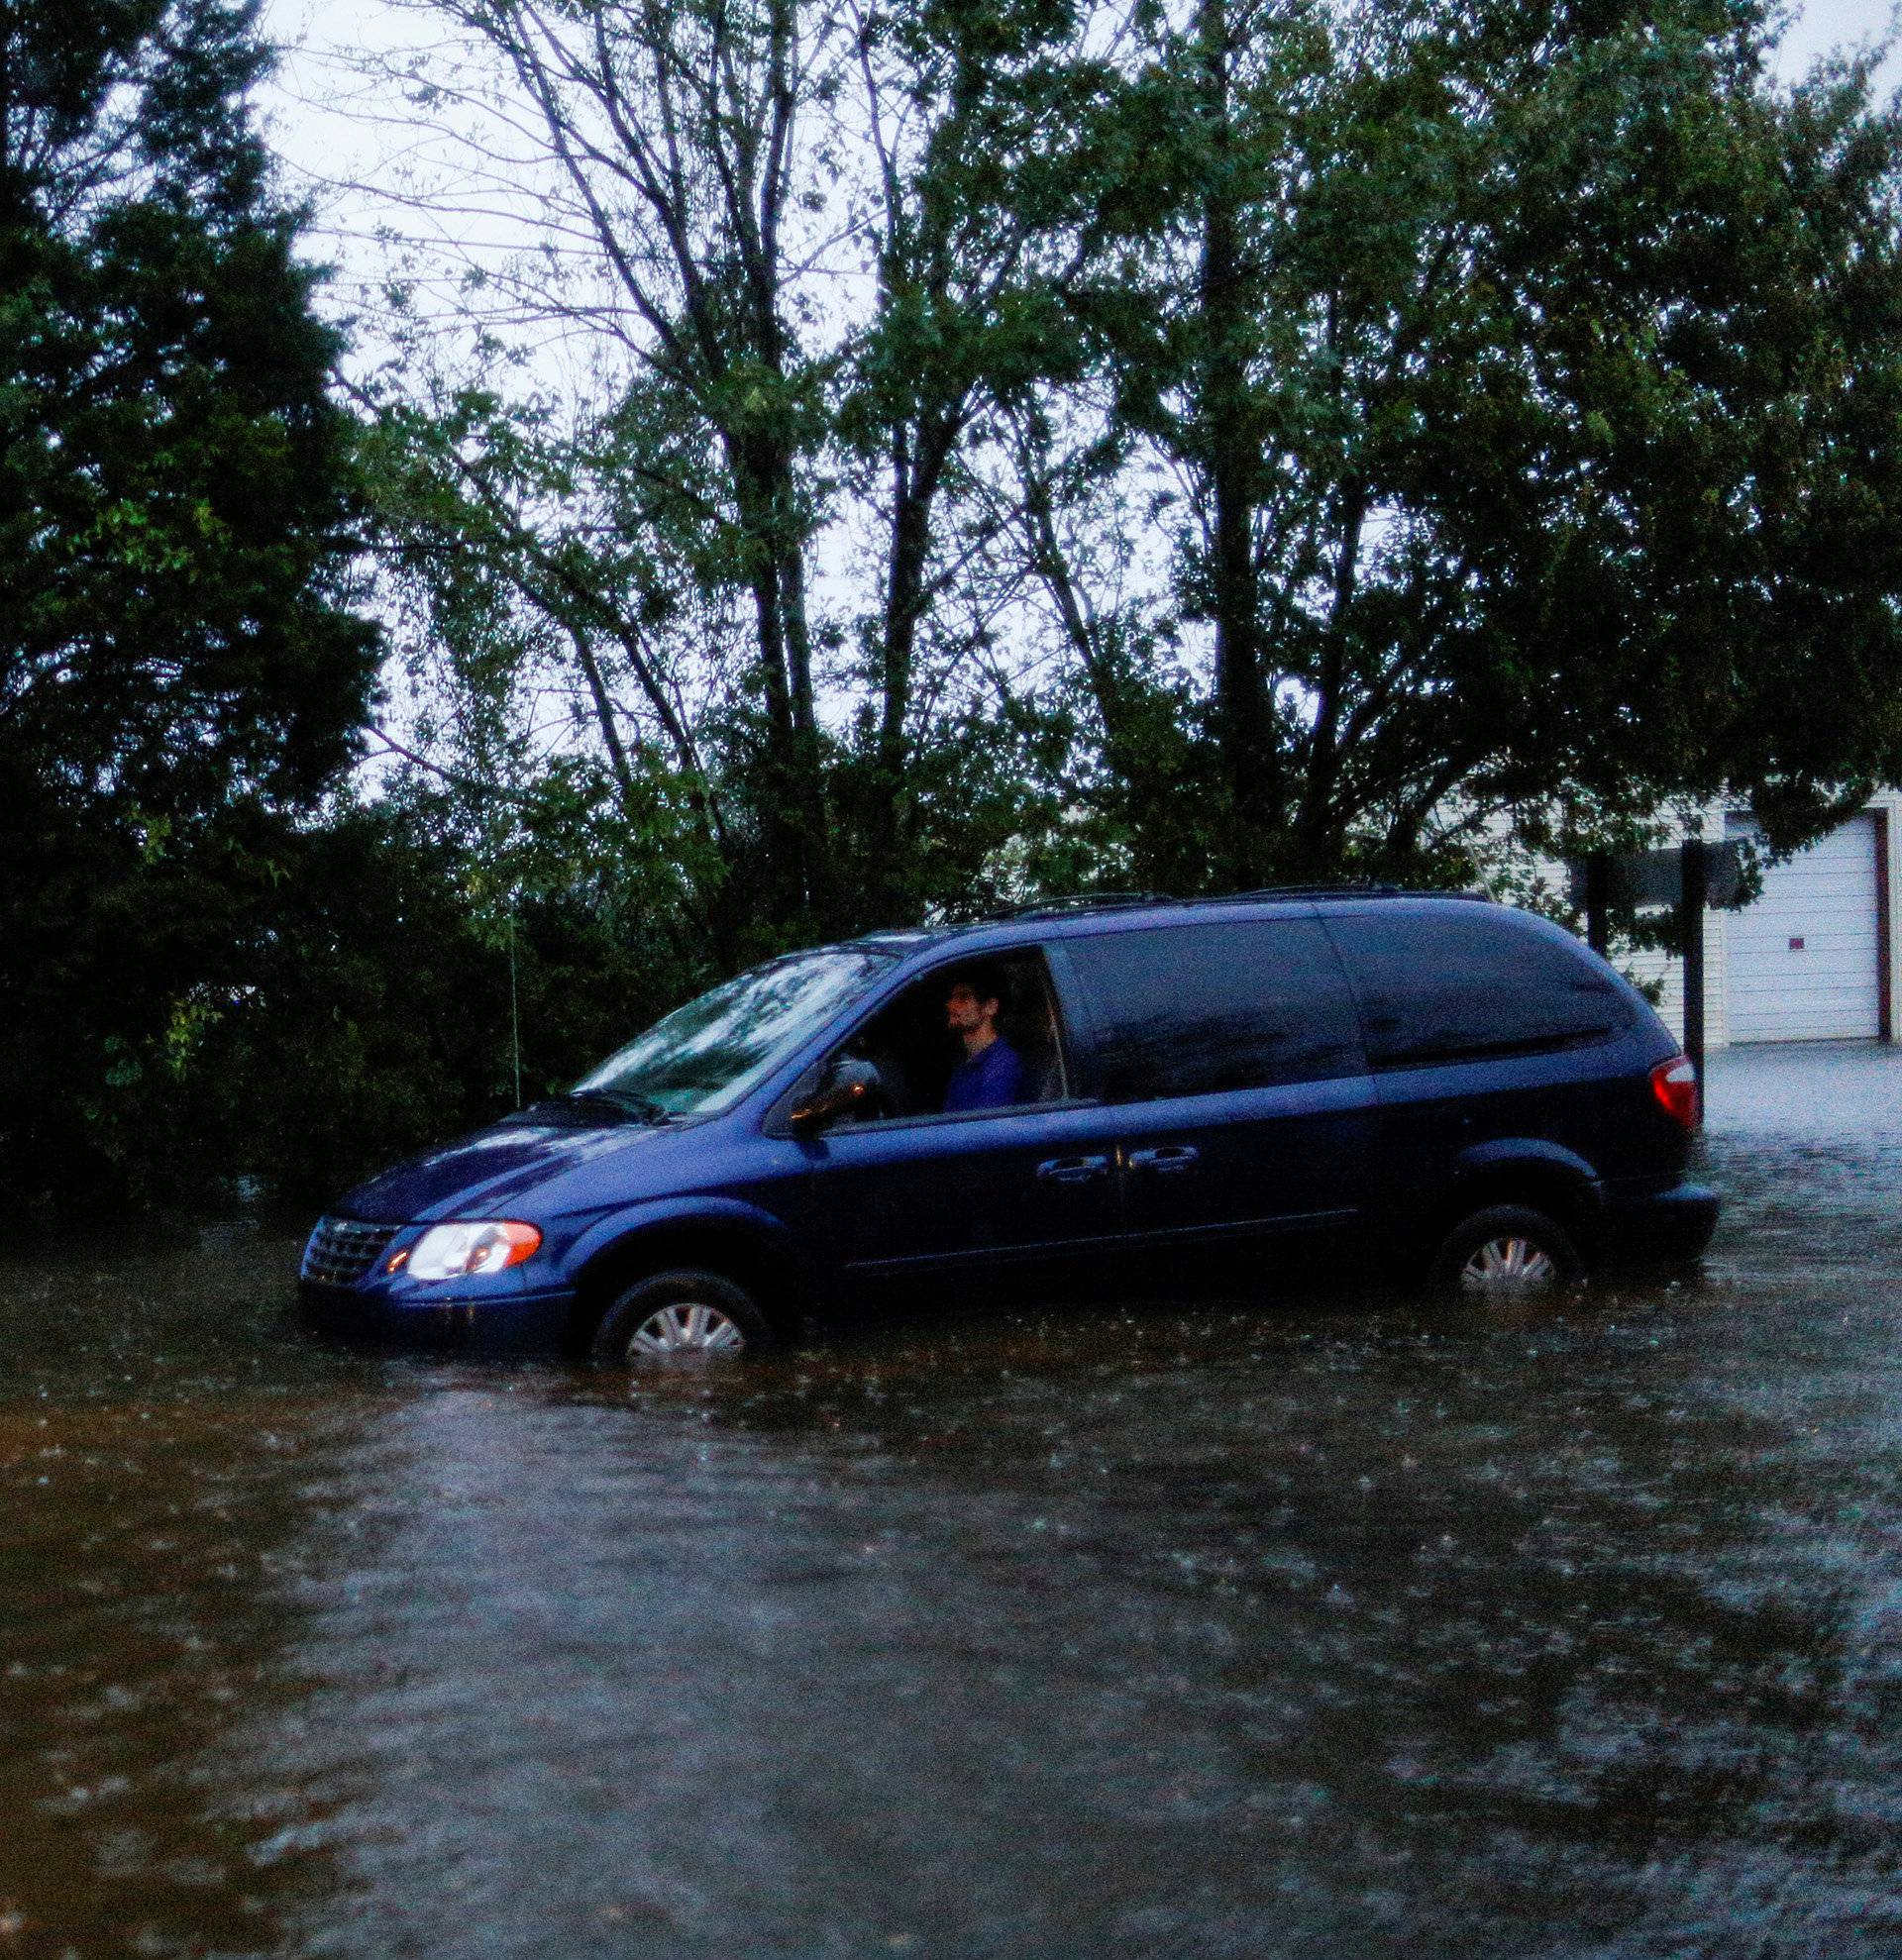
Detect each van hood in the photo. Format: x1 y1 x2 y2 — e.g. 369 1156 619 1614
331 1116 673 1223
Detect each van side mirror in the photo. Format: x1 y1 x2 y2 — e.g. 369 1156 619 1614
790 1057 884 1133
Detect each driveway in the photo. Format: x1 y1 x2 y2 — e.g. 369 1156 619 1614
1705 1037 1902 1135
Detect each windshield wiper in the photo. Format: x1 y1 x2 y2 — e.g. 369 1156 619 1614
563 1085 671 1123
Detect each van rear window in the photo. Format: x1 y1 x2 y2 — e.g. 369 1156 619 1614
1323 908 1633 1069
1066 919 1363 1101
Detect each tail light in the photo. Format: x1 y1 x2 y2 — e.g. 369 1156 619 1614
1650 1055 1699 1131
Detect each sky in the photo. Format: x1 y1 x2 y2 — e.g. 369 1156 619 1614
258 0 1902 320
1779 0 1900 74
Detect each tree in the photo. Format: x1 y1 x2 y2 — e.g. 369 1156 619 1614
186 784 710 1201
362 0 839 920
829 0 1113 916
347 0 1118 947
0 0 379 1201
1045 0 1902 883
339 0 1902 947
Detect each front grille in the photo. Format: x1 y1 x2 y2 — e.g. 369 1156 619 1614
301 1217 400 1288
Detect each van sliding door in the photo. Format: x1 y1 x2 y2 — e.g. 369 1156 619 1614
1061 915 1377 1263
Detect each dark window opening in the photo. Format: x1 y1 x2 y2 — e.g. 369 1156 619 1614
1066 918 1363 1101
1323 908 1634 1070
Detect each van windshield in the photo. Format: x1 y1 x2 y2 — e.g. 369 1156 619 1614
572 949 897 1116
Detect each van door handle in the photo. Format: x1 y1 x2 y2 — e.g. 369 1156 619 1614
1036 1154 1110 1185
1129 1145 1199 1173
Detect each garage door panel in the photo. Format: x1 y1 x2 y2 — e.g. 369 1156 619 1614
1730 986 1875 1004
1725 814 1881 1043
1730 903 1875 921
1747 925 1872 945
1730 945 1873 965
1729 956 1874 980
1739 902 1871 927
1729 971 1875 990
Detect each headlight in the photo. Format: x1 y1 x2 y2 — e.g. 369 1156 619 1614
406 1220 543 1281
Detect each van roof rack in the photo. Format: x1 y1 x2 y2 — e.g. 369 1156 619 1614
1217 883 1491 903
1223 881 1410 900
982 882 1492 924
997 890 1174 919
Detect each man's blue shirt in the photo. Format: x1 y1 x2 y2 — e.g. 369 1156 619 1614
943 1037 1027 1113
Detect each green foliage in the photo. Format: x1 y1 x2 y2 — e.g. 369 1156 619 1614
1048 0 1902 877
0 0 379 1207
14 0 1902 1211
182 793 711 1201
344 0 1902 1039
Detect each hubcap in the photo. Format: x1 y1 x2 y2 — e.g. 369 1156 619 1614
1459 1237 1558 1289
627 1302 746 1359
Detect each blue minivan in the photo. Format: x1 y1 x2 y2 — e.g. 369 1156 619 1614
299 891 1719 1361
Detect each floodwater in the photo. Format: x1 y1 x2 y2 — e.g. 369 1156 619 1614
6 1046 1902 1958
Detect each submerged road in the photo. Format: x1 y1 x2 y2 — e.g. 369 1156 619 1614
4 1043 1901 1958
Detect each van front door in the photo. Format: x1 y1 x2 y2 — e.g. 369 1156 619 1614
789 946 1125 1289
799 1100 1127 1285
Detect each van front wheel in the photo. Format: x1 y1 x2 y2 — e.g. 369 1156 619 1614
589 1268 778 1365
1429 1204 1583 1296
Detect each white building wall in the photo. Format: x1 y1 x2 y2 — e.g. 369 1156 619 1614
1612 792 1898 1049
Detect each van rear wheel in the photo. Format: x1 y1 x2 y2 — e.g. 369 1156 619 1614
1429 1204 1582 1296
589 1268 778 1365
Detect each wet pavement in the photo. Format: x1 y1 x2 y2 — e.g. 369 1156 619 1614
4 1044 1901 1958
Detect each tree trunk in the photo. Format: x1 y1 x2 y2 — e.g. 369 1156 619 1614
864 414 959 920
729 430 826 920
1196 0 1269 886
1295 477 1369 873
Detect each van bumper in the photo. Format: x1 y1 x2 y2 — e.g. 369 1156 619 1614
1597 1182 1721 1266
299 1281 577 1352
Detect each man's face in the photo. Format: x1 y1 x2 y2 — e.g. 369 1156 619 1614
945 981 996 1036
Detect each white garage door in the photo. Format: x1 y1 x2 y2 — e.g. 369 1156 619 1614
1725 814 1882 1043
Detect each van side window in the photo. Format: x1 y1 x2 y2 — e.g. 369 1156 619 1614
1067 919 1363 1101
1324 908 1633 1069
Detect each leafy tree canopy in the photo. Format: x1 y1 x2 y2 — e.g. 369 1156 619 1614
14 0 1902 1207
0 0 380 1200
1036 0 1902 883
348 0 1902 939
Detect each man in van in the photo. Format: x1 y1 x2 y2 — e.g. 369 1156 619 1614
942 964 1027 1113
